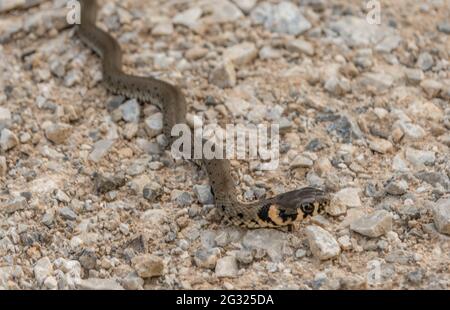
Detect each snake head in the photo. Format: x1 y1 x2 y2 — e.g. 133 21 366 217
271 187 330 217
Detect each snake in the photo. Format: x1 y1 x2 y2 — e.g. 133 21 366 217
77 0 330 228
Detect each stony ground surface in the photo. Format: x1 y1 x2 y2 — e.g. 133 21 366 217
0 0 449 290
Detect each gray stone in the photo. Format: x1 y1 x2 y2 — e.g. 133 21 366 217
59 207 77 221
385 179 408 195
358 72 394 93
78 249 97 270
209 0 243 23
0 156 6 176
210 61 236 88
350 210 393 237
415 171 449 190
194 248 220 269
235 249 253 264
332 188 362 208
416 52 434 71
405 147 435 166
232 0 257 13
121 272 144 290
0 128 18 151
144 112 163 138
215 256 238 278
251 2 311 35
0 107 11 129
224 42 258 66
290 154 313 169
34 257 53 286
132 254 164 278
375 34 402 53
193 184 214 205
286 39 315 56
305 225 340 260
368 137 393 154
171 190 192 206
142 182 162 202
41 212 54 227
89 139 115 162
119 99 140 123
437 22 450 34
1 196 28 214
242 229 287 261
397 122 426 140
152 22 174 36
173 7 202 28
433 198 450 235
420 79 442 98
404 68 424 84
77 278 124 290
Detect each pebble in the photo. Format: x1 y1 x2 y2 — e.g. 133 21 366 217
330 16 386 47
34 257 53 286
290 154 313 169
121 272 144 290
43 276 58 290
286 39 315 56
185 47 208 61
89 139 115 162
77 278 124 290
358 72 394 93
223 42 258 66
173 8 202 28
144 112 163 138
437 22 450 34
350 210 393 237
332 188 362 208
194 248 220 269
0 156 6 176
420 79 442 98
251 2 311 35
209 0 243 23
59 207 77 221
215 256 238 278
132 254 164 278
368 137 393 154
79 249 97 270
119 99 140 123
232 0 257 14
433 198 450 235
152 22 174 36
404 68 424 84
415 171 449 190
171 190 193 207
396 121 425 140
337 235 352 250
1 196 28 214
235 249 253 264
305 225 341 260
0 107 11 129
0 128 18 151
44 122 72 144
94 172 126 194
209 61 236 88
385 178 408 195
416 52 433 71
375 34 402 53
193 184 214 205
405 147 435 166
142 182 162 201
242 229 286 262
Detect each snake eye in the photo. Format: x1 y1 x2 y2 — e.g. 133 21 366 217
301 203 315 215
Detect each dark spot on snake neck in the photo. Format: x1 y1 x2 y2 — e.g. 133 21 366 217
278 208 298 223
257 204 277 226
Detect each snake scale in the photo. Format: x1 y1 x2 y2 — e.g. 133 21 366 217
77 0 330 228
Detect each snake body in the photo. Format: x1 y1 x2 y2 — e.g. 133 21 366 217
77 0 330 228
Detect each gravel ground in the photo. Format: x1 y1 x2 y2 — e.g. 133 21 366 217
0 0 449 290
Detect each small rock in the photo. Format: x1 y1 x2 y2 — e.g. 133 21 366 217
397 122 426 140
43 276 58 290
437 22 450 34
404 68 424 84
405 147 435 166
144 113 163 138
209 61 236 88
0 107 11 128
420 79 442 98
286 39 314 56
215 256 238 278
152 21 173 36
209 0 243 23
223 42 258 66
0 128 18 151
185 46 208 61
385 179 408 195
89 139 115 162
34 257 53 286
193 248 220 269
121 272 144 290
232 0 257 13
305 225 341 260
59 207 77 221
119 99 140 123
350 210 393 237
433 198 450 235
44 123 72 144
79 249 97 270
0 156 6 176
337 235 352 250
235 249 253 264
77 278 124 290
132 254 164 278
1 196 28 214
332 188 362 208
295 249 307 259
94 172 126 194
171 190 192 207
173 7 202 28
242 229 286 261
290 154 313 169
251 2 311 35
358 72 394 93
142 182 162 202
193 184 214 205
368 137 393 154
416 52 433 71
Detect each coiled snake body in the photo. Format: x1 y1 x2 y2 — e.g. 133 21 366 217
77 0 330 228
